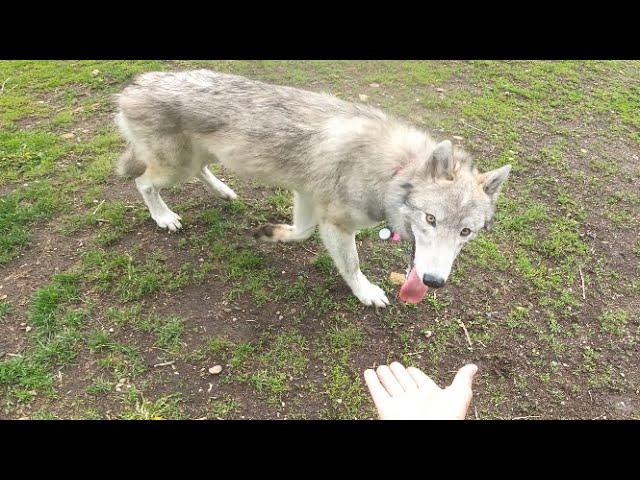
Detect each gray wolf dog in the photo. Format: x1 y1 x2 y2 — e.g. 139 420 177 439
114 70 511 307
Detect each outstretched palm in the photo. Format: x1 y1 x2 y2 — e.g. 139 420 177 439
364 362 477 420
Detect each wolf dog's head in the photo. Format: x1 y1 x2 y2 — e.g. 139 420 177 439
386 140 511 303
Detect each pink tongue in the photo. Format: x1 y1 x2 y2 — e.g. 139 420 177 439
399 267 429 304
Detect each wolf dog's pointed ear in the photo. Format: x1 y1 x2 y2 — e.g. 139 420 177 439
427 140 455 179
478 164 512 197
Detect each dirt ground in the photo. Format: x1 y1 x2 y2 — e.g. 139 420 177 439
0 60 638 419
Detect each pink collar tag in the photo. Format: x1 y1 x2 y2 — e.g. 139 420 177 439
391 231 401 242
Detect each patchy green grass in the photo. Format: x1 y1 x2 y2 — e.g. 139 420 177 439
1 60 639 420
120 392 183 420
0 181 69 264
63 200 146 246
0 272 85 407
80 249 204 302
316 323 368 419
135 314 185 355
0 300 10 322
86 330 147 379
598 309 628 336
240 331 308 406
208 395 240 419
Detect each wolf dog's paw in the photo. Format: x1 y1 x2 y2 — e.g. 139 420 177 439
253 223 281 242
206 181 237 201
216 185 238 201
354 279 390 308
153 211 183 232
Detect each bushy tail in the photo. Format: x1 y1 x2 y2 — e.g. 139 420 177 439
116 146 147 178
114 111 147 179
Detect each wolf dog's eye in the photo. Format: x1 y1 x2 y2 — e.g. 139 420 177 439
460 228 471 236
425 214 436 226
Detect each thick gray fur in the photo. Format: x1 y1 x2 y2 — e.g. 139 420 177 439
114 70 511 307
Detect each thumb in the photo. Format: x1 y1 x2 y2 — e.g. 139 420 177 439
449 364 478 393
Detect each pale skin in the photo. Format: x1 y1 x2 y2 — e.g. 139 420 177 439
364 362 478 420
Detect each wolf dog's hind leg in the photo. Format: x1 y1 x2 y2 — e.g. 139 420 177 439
198 165 237 200
135 174 182 232
318 221 390 308
255 191 317 242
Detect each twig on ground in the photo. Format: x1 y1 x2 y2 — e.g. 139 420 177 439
579 265 586 300
153 360 175 368
457 319 473 348
0 78 9 94
302 245 317 255
92 199 106 216
460 119 492 136
512 415 542 420
151 346 169 351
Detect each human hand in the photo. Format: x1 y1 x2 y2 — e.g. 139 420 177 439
364 362 478 420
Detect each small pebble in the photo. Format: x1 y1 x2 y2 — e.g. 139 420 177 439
580 148 587 154
358 94 369 102
209 365 223 375
452 135 464 141
436 87 444 93
369 83 380 88
61 132 75 139
91 69 100 76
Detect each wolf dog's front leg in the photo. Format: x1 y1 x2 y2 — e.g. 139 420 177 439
318 222 390 308
198 165 238 200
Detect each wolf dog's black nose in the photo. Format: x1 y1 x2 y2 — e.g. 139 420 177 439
422 274 445 288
